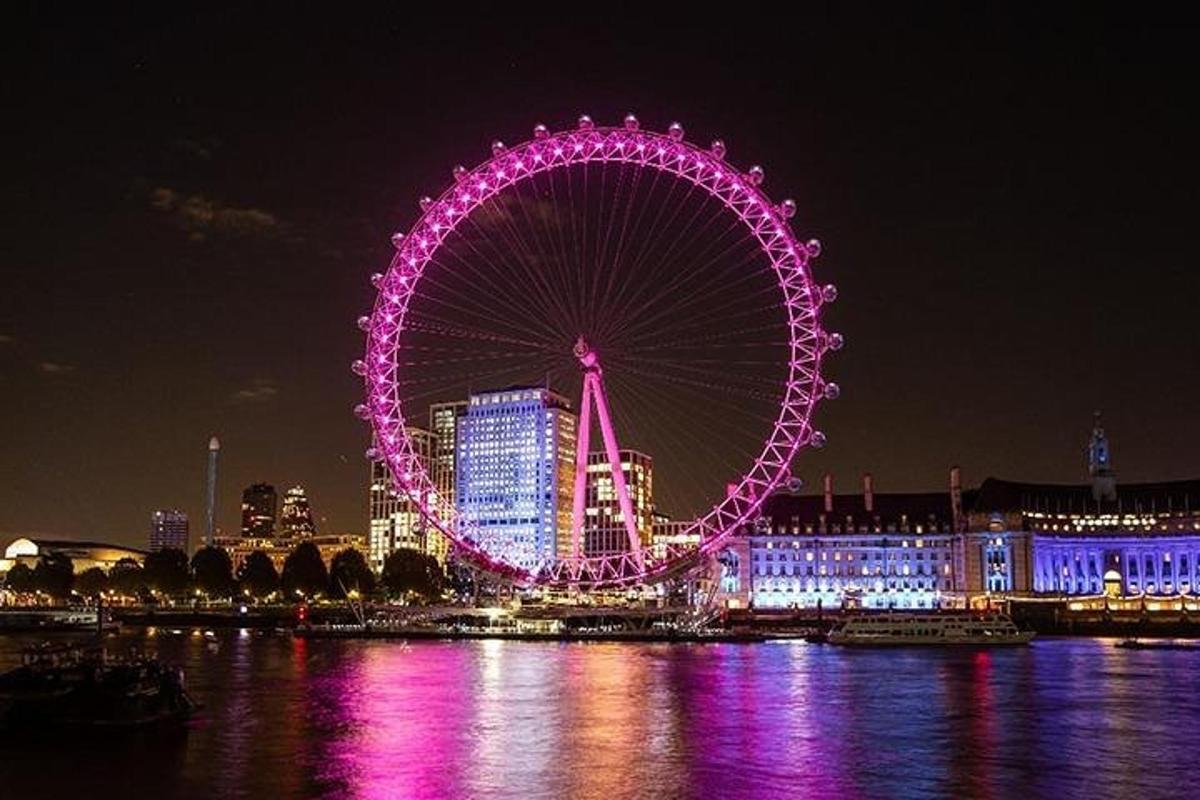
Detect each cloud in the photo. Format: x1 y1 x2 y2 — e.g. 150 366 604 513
150 187 282 241
231 378 279 404
173 137 218 160
38 361 75 374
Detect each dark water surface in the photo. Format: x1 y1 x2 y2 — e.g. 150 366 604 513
0 633 1193 799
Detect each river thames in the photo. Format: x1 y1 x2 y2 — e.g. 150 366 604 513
0 633 1193 799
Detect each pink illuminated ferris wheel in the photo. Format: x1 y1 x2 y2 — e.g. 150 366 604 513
355 115 842 588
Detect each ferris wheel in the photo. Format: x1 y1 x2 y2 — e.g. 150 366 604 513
354 114 842 588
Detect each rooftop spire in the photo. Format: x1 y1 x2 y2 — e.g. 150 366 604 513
1088 411 1116 503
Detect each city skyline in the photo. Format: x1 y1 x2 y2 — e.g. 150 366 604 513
4 7 1199 550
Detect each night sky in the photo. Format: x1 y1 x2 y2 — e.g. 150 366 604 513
3 5 1198 549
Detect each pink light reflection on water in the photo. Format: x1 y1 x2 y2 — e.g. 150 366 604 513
312 641 476 799
311 641 872 799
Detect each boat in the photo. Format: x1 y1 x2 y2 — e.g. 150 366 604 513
0 643 199 731
827 612 1035 646
0 607 118 633
1115 638 1199 651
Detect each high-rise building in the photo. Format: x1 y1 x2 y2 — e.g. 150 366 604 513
150 510 189 552
241 483 277 538
279 486 317 537
430 401 468 506
368 429 440 571
455 387 576 570
583 449 654 557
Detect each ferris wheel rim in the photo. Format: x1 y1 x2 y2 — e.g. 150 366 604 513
360 119 835 588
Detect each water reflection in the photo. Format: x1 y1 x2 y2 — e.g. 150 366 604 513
1 635 1198 800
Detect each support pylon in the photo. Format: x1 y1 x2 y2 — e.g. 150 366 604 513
570 338 644 570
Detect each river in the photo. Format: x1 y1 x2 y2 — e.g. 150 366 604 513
0 633 1193 799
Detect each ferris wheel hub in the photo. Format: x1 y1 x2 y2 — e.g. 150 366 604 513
573 336 598 369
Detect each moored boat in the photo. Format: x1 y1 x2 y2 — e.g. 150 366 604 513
1115 638 1199 651
0 643 199 731
827 612 1035 646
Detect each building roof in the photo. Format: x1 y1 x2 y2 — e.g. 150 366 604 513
971 477 1200 515
756 489 954 527
27 539 149 554
3 537 149 561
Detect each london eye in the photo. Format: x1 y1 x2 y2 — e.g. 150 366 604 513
354 115 842 588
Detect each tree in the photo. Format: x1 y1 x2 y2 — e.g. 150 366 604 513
381 548 445 602
238 550 279 599
33 553 74 599
328 548 376 598
75 566 109 597
4 562 36 594
108 558 146 598
446 556 476 600
142 548 191 597
281 541 328 599
191 546 235 598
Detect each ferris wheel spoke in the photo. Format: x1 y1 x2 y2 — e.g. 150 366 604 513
474 193 581 338
533 168 586 335
614 239 771 344
604 179 704 323
591 160 642 331
606 372 760 510
608 359 782 402
594 161 651 324
426 240 563 343
410 281 562 349
597 173 692 326
603 378 722 518
626 194 743 309
397 350 548 367
606 191 742 327
606 360 785 424
501 182 580 333
618 274 782 350
450 194 580 338
605 235 755 343
619 319 784 354
398 352 563 402
444 219 572 343
402 313 558 352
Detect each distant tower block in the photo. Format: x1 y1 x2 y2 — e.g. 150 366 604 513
205 436 220 547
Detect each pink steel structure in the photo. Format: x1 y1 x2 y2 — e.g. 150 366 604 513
355 114 842 588
570 337 644 569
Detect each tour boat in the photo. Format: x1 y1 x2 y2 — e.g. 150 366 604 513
827 613 1035 646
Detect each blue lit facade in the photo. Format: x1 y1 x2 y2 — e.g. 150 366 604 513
970 422 1200 597
455 388 576 571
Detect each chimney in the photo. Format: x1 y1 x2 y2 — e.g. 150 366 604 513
823 474 834 513
950 466 964 532
863 473 874 513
